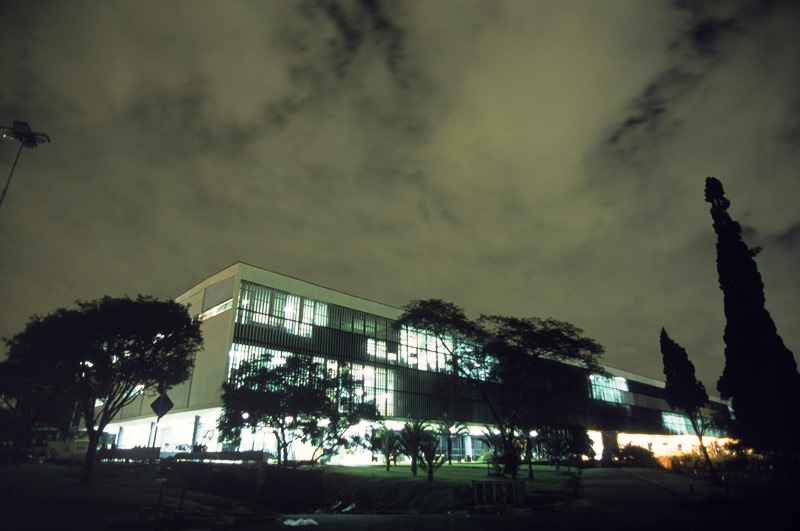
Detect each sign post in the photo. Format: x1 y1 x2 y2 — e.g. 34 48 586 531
149 393 174 457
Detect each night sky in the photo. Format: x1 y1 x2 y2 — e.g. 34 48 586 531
2 0 798 392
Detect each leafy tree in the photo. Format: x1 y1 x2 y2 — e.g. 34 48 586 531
3 296 202 481
537 425 569 467
660 328 721 484
396 300 604 479
480 315 603 479
537 424 593 472
219 355 378 467
370 426 401 471
304 369 380 463
705 177 800 459
394 299 488 380
396 300 521 477
0 355 75 462
220 355 325 467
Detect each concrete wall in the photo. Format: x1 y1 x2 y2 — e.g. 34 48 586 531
115 266 239 422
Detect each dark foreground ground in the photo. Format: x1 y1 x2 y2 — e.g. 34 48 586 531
1 463 797 530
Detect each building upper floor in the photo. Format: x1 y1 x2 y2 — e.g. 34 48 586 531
115 262 731 437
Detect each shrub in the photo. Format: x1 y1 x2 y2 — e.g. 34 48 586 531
615 444 659 467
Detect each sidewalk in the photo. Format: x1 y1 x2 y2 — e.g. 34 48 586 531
621 467 725 504
618 466 793 510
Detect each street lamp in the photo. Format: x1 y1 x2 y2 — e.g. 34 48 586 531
0 120 51 212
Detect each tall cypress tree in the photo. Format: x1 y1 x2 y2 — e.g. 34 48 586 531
660 328 720 483
704 176 800 458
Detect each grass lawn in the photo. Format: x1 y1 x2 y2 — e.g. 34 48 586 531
316 462 576 513
0 460 577 519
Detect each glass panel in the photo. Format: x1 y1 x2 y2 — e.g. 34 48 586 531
589 374 629 404
662 412 693 435
315 302 329 328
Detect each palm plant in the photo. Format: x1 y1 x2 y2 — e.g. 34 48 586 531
418 430 445 481
370 426 401 471
399 418 430 476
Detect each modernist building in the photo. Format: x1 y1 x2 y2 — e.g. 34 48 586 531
107 262 731 461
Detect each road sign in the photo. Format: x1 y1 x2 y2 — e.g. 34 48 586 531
151 393 174 420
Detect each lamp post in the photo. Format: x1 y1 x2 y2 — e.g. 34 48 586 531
0 120 51 212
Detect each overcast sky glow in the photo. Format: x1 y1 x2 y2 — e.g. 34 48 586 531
2 0 798 391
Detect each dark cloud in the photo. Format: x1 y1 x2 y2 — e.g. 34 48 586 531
686 17 740 56
777 223 800 246
1 0 798 392
607 69 692 147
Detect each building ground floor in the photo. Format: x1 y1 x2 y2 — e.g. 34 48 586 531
105 409 729 466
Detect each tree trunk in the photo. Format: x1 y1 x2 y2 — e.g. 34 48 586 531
273 431 282 468
411 454 418 476
278 426 290 468
697 435 722 485
10 416 29 464
526 439 535 480
504 438 519 479
80 429 102 483
690 417 722 485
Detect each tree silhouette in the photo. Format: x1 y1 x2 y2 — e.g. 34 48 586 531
705 176 800 459
537 424 593 472
304 368 380 464
481 315 602 479
660 328 720 484
219 355 378 467
3 296 202 481
396 299 604 478
0 354 75 462
219 355 328 467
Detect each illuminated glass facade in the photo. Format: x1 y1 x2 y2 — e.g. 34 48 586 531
107 262 732 458
230 279 481 421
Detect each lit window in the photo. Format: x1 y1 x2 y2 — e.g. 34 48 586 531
283 294 301 334
199 299 232 321
299 299 315 337
590 374 629 404
314 302 329 328
662 412 693 435
227 343 290 379
367 338 387 359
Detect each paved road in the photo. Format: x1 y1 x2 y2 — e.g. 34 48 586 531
270 467 793 530
3 465 793 530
